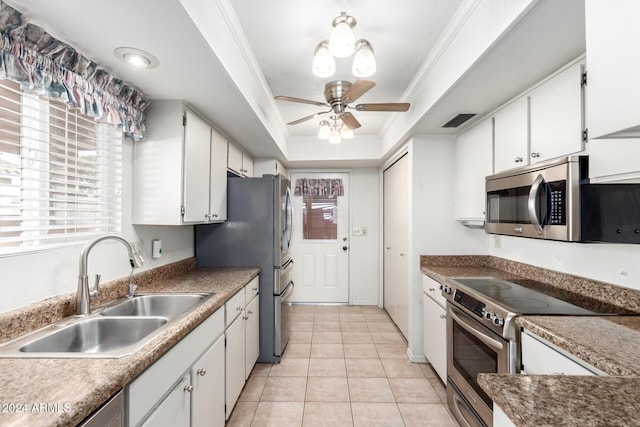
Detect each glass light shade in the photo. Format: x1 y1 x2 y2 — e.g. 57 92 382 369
312 42 335 78
352 40 376 77
340 125 353 139
329 22 355 58
318 121 331 139
329 129 342 144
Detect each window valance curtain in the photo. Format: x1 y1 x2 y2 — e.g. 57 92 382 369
294 178 344 198
0 1 149 140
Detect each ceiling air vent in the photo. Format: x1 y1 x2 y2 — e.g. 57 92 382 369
442 113 476 128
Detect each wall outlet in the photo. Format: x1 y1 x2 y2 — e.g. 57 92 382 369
353 226 362 236
493 235 501 248
361 226 368 236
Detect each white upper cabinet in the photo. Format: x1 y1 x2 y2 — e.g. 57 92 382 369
494 97 529 173
493 59 585 174
133 101 227 225
585 0 640 139
227 142 253 177
455 117 493 220
529 61 585 163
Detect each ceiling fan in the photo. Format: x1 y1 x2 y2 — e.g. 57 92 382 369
274 80 410 130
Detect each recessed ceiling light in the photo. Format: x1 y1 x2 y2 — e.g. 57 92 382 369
113 47 159 69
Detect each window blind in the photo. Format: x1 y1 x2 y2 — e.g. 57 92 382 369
0 79 122 255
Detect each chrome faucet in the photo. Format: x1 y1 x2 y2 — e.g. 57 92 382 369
76 233 144 315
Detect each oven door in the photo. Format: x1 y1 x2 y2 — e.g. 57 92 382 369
447 303 513 427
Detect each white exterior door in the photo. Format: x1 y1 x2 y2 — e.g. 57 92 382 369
290 172 350 303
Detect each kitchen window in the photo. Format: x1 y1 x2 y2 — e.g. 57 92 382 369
0 79 122 255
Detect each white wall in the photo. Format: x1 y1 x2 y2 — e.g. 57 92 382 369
0 140 194 314
490 235 640 291
406 136 490 360
349 168 381 305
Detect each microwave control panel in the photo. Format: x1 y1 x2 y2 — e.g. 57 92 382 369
547 181 566 225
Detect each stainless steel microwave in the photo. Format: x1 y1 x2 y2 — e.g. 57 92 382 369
485 155 640 243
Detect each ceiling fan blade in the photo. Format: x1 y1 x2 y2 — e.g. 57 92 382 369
275 95 328 107
355 103 410 112
287 110 329 125
342 80 376 103
341 112 361 130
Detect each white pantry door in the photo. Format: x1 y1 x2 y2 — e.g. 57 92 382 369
290 172 350 303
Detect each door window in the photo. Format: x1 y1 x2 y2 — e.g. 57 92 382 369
302 197 337 240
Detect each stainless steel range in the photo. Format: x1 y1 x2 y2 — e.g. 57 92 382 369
441 277 626 427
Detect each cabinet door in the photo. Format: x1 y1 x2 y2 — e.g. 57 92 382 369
586 0 640 138
225 315 245 420
191 334 225 427
209 128 227 222
454 118 493 220
241 153 254 177
422 293 447 383
494 97 528 173
227 142 243 175
244 295 259 379
141 375 190 427
529 61 584 163
183 110 211 223
521 331 596 375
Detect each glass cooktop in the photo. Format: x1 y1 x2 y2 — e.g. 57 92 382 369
450 277 627 315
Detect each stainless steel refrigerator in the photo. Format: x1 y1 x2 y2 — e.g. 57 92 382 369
195 174 293 363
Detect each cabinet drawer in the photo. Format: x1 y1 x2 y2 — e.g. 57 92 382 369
245 276 259 304
521 331 596 376
422 275 446 308
225 289 245 327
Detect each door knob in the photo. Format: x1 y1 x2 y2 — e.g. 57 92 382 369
342 246 348 251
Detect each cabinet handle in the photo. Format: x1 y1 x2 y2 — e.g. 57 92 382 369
514 156 523 163
236 306 243 312
197 369 207 376
428 288 435 292
184 385 194 393
211 213 218 219
243 315 249 320
440 314 447 319
247 310 253 315
252 287 258 292
531 152 540 158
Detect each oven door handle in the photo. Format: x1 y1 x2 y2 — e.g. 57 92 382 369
527 173 545 235
451 392 475 427
450 306 504 353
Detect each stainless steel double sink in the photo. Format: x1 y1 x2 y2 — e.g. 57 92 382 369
0 293 213 358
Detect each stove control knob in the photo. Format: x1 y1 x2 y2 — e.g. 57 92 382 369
442 285 452 295
484 311 493 321
493 315 504 326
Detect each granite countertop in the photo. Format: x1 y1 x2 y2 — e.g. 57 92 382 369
420 255 640 427
0 265 259 427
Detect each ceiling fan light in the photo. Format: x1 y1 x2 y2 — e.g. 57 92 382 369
318 120 331 139
329 13 356 58
352 39 376 77
329 129 342 144
340 125 353 139
312 41 335 78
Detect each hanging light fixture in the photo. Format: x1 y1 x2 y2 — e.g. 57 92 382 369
318 118 353 144
329 12 356 57
312 12 375 78
312 41 336 78
318 120 331 139
352 39 376 77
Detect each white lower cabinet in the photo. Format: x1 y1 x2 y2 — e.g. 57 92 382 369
225 309 245 420
140 375 191 427
225 277 260 419
422 275 447 383
128 308 225 427
244 294 260 379
521 329 598 375
191 334 225 426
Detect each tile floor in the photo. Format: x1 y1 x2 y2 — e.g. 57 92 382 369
225 304 459 427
